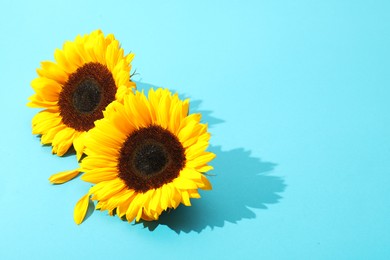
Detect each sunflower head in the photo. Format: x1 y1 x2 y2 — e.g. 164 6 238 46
74 89 215 224
28 29 135 159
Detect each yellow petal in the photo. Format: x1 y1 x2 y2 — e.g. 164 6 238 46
199 175 212 190
73 132 86 161
195 164 214 173
54 48 77 73
135 191 153 221
180 99 190 120
178 113 201 137
113 190 135 217
185 140 210 161
149 189 160 213
126 194 141 222
32 110 60 127
160 184 169 210
173 177 198 190
81 154 117 168
186 152 216 168
105 40 120 71
93 34 105 64
90 179 125 201
179 168 202 181
189 190 201 199
168 99 184 134
81 155 117 168
109 103 136 135
62 40 83 68
126 53 135 64
49 169 80 184
81 168 117 183
40 124 67 144
27 94 58 108
30 77 62 101
182 125 208 148
32 112 62 135
168 184 181 209
74 194 91 225
136 208 144 222
51 128 76 156
37 61 68 85
181 191 191 206
178 118 200 143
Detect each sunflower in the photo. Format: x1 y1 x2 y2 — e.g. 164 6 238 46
27 29 135 161
73 88 215 224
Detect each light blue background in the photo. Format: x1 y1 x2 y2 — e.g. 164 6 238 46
1 0 389 259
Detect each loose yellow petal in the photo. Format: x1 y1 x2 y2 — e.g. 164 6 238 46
49 169 80 184
74 194 91 225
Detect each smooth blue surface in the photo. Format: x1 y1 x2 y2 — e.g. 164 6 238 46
1 0 390 259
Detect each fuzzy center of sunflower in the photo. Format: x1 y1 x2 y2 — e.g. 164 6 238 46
134 142 169 175
58 62 117 132
72 78 102 113
118 125 186 192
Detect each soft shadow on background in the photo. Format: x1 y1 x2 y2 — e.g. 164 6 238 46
138 146 285 233
134 82 286 233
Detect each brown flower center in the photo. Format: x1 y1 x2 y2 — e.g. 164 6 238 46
118 125 186 192
58 62 117 131
72 78 102 113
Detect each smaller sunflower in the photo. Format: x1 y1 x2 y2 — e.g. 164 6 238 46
73 89 215 224
27 29 135 163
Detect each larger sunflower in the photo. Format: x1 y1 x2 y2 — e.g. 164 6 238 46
27 29 135 159
74 89 215 224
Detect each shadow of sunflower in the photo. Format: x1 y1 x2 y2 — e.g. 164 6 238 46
132 81 286 233
137 146 286 233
